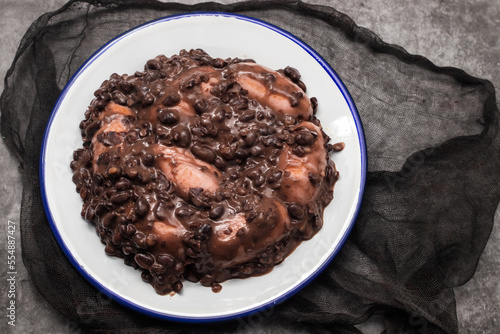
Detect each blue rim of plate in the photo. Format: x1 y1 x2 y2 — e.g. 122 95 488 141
40 12 367 323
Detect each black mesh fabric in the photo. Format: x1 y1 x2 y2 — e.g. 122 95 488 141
1 1 499 333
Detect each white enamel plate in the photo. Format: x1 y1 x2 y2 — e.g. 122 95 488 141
41 13 366 322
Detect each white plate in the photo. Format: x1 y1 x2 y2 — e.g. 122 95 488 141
40 13 366 322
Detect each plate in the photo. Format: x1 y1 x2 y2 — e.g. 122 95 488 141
40 12 366 322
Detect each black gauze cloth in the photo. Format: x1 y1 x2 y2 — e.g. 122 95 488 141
1 1 499 333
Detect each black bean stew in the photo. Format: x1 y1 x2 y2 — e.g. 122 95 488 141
70 49 342 294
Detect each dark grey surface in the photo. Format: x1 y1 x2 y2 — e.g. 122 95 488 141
0 0 499 333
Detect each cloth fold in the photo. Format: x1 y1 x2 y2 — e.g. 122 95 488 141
1 1 498 333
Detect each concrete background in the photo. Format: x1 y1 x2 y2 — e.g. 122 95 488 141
1 0 499 333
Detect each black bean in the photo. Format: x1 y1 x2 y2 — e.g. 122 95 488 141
194 223 212 242
104 243 118 255
191 144 216 163
267 149 280 165
182 78 196 90
112 91 127 105
211 108 226 123
94 87 107 97
265 73 276 83
135 253 154 268
310 97 318 114
247 170 259 180
84 120 101 138
142 93 155 106
162 94 180 106
151 263 166 275
119 224 128 236
172 281 183 293
157 173 171 192
122 213 136 227
190 126 207 138
194 99 209 114
101 212 115 228
155 275 166 285
105 187 116 198
94 99 107 110
84 205 95 221
157 191 172 203
239 109 255 122
287 203 305 219
171 125 191 148
93 174 103 186
119 80 134 93
199 55 212 65
232 97 248 110
115 178 132 190
284 66 301 83
141 271 153 283
292 145 306 157
308 173 321 185
297 80 307 92
143 153 155 167
243 131 257 147
260 136 274 147
259 126 276 136
108 79 118 91
219 144 236 160
157 108 179 125
133 232 148 249
200 117 218 137
70 160 78 171
200 275 214 287
135 197 150 217
235 148 249 160
149 81 165 96
211 58 227 68
267 170 283 185
209 205 225 219
98 131 123 146
156 202 170 220
132 90 144 104
157 254 174 267
175 207 194 218
247 211 266 225
94 202 106 217
294 130 316 145
214 156 227 170
146 59 161 70
250 145 264 157
144 71 159 82
253 175 266 187
189 187 209 208
110 191 130 204
126 224 137 236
